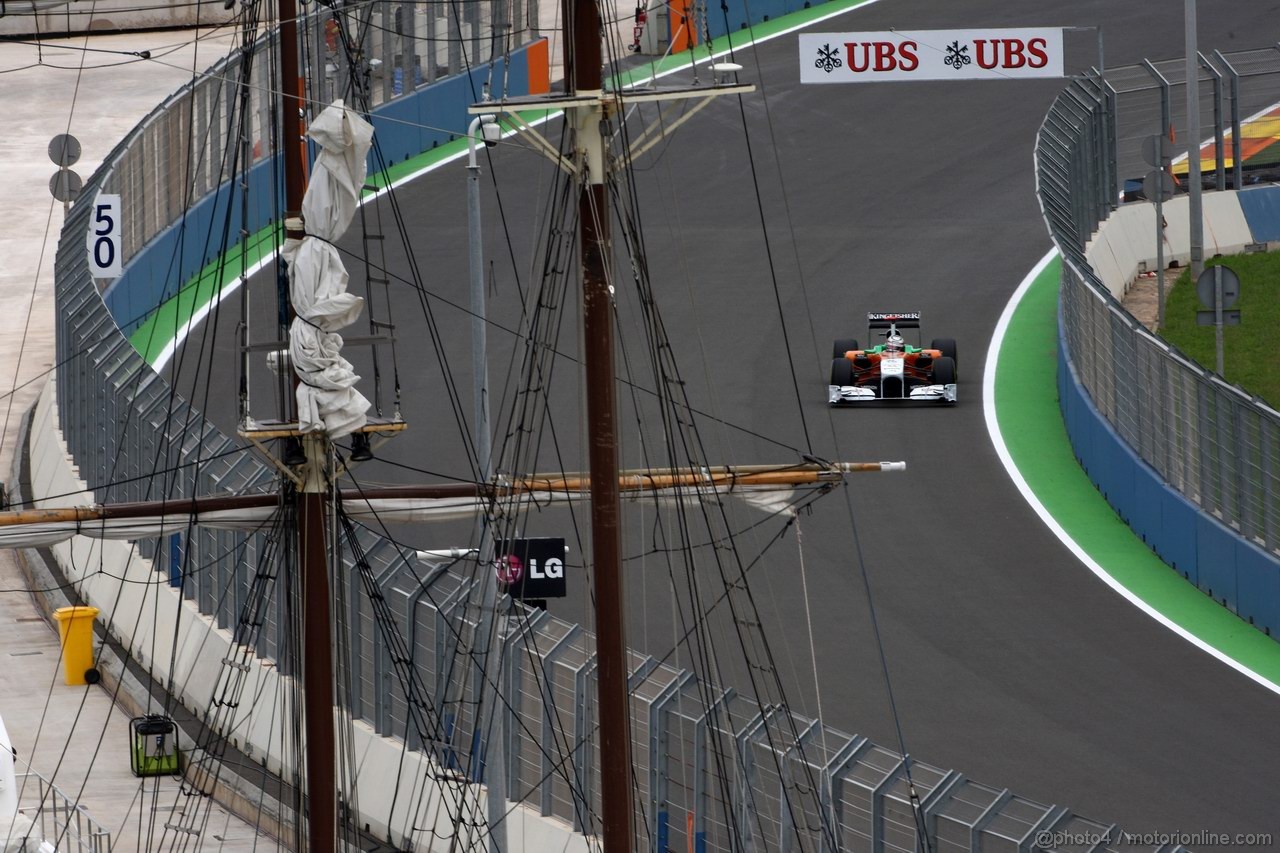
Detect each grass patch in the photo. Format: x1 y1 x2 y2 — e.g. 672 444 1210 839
1160 251 1280 408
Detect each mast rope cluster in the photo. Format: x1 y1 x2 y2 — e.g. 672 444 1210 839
0 0 946 844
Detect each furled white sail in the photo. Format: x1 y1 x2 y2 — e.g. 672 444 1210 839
0 484 806 548
0 508 279 548
0 460 911 548
282 99 374 438
341 484 804 522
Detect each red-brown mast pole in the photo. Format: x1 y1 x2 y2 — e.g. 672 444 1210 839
278 0 307 237
277 0 335 848
563 0 632 846
298 478 335 851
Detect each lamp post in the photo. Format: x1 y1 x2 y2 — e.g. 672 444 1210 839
465 111 508 853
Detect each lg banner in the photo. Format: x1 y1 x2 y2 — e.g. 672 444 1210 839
495 537 567 601
800 29 1064 83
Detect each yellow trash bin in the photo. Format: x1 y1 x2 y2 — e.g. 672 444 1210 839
52 606 100 686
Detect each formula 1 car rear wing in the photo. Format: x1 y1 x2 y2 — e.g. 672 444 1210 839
867 312 921 330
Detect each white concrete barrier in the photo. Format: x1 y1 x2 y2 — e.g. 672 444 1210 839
0 0 234 38
1084 191 1255 299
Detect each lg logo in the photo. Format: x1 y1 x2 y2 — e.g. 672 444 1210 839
495 555 562 582
529 557 564 580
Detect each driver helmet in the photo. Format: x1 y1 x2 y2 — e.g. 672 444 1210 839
884 331 905 355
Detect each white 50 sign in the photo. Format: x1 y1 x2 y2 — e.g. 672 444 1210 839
800 29 1064 83
86 193 123 278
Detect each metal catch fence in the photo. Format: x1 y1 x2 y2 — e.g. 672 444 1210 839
106 0 537 268
12 763 113 852
46 7 1149 850
1038 49 1280 555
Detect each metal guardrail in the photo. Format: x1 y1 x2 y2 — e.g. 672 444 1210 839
49 8 1143 850
13 765 112 852
1037 50 1280 555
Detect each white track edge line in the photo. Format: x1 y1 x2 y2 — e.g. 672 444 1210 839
983 247 1280 697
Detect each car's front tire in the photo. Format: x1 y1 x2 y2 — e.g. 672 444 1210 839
932 356 956 387
831 357 853 386
930 337 957 372
833 338 860 359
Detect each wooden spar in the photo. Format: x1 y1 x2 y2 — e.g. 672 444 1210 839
0 493 282 526
0 462 905 527
511 461 902 492
298 472 335 853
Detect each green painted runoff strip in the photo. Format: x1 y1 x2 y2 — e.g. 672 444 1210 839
129 0 878 365
995 254 1280 683
130 226 281 363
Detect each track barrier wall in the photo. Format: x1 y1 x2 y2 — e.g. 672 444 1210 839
106 46 539 335
1037 52 1280 639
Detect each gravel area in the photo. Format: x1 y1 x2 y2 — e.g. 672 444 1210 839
1121 268 1179 333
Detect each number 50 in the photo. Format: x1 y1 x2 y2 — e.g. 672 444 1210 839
86 194 122 278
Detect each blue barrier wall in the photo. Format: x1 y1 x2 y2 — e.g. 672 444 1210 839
1236 185 1280 243
105 157 277 335
706 0 821 40
105 49 537 335
1057 309 1280 637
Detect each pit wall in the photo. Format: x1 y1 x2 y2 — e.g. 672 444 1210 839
1062 185 1280 636
26 374 586 850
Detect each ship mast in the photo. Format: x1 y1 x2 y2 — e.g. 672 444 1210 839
276 0 336 845
471 3 753 846
562 0 634 847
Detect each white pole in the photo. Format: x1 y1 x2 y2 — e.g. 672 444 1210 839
466 115 508 853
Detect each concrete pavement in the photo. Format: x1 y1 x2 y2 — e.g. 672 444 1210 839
0 27 268 850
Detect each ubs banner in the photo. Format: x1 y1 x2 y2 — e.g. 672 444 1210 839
799 28 1064 83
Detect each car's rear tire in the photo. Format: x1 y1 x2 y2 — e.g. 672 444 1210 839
833 338 860 359
831 357 853 386
932 356 956 386
930 338 957 371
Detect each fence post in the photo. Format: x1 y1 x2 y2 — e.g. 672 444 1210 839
821 734 868 853
1199 52 1225 190
1212 50 1242 189
1140 58 1172 139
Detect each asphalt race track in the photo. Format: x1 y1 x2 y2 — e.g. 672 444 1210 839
166 0 1280 836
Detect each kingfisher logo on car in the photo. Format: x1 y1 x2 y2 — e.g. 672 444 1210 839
866 312 920 321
